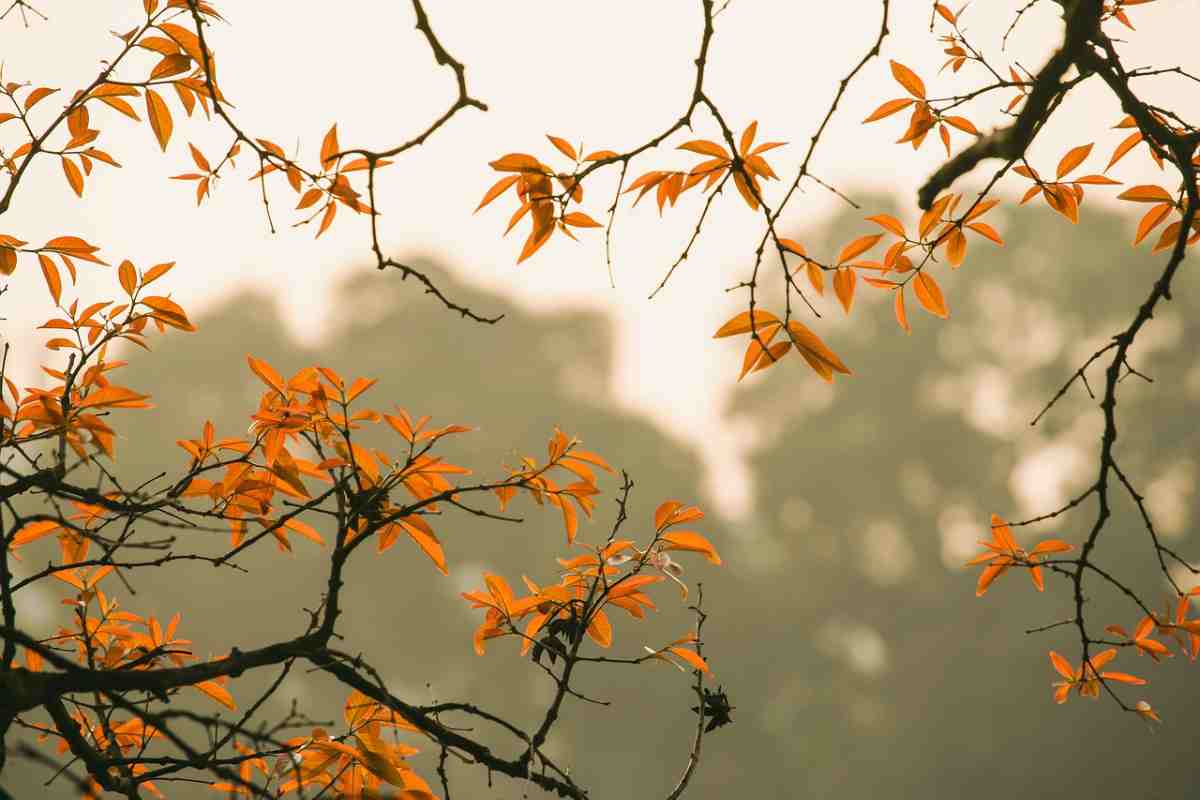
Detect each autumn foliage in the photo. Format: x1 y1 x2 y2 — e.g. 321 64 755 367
1 0 1198 797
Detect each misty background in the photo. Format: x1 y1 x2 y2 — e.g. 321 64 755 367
5 1 1200 796
6 197 1200 798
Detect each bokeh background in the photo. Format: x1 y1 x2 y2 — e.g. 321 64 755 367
3 1 1200 797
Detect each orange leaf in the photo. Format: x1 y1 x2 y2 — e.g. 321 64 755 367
1030 564 1045 592
349 443 380 483
76 385 150 409
140 295 195 330
316 202 337 237
785 320 851 380
913 272 949 318
966 222 1003 245
893 287 910 333
39 255 62 305
24 86 59 111
778 237 806 257
296 187 323 210
144 89 173 151
1049 651 1074 680
750 340 791 376
344 376 376 402
1100 671 1146 686
943 116 979 135
158 22 204 63
1133 203 1172 245
889 61 926 99
1044 185 1079 224
833 268 856 313
654 501 684 532
862 97 913 123
1117 185 1173 203
945 229 967 267
246 355 286 395
516 224 554 264
1089 649 1117 671
806 261 824 295
320 124 340 169
560 495 579 543
712 308 781 338
318 366 344 389
1106 131 1142 170
546 134 577 160
836 233 882 265
661 531 721 565
490 153 544 173
61 158 84 197
188 142 211 172
174 81 196 116
10 520 61 548
679 140 729 159
1029 539 1073 555
1071 174 1120 185
282 518 324 547
193 680 236 710
0 247 16 277
919 194 953 238
975 562 1008 596
586 609 613 648
400 518 447 575
866 214 905 237
583 149 618 161
739 121 758 155
118 260 137 296
1056 143 1093 179
625 170 669 197
963 198 999 222
738 325 783 380
566 450 613 478
1151 221 1192 254
53 568 87 590
562 211 602 228
667 646 711 673
475 174 520 212
732 170 758 210
149 53 192 81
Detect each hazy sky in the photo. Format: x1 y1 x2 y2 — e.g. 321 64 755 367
3 0 1196 514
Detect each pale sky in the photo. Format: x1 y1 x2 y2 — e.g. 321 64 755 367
3 0 1196 515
